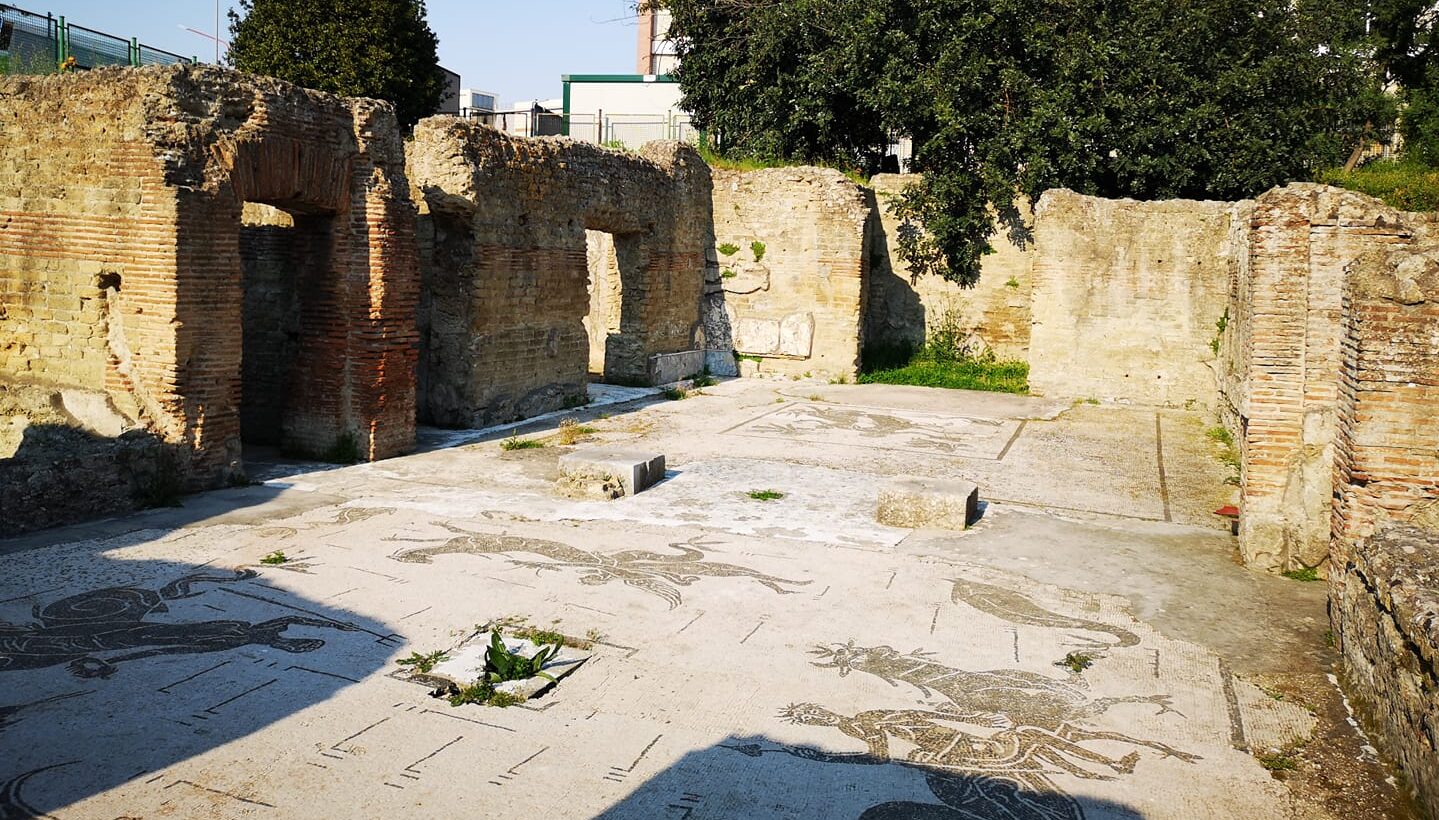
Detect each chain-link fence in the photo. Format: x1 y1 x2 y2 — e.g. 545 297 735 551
0 3 192 75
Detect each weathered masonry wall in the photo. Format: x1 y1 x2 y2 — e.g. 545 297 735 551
865 175 1032 362
1332 525 1439 818
707 167 871 380
1027 190 1240 408
407 120 711 427
1219 186 1429 573
0 66 418 534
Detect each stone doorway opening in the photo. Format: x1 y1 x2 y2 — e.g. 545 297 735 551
584 229 646 385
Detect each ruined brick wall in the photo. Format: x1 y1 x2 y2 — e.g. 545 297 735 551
1222 185 1424 572
1027 190 1240 407
0 67 418 517
1332 525 1439 817
407 120 711 427
864 175 1033 361
707 167 871 380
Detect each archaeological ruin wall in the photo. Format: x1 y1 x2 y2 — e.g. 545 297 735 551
707 168 872 380
1027 191 1241 408
0 66 419 534
865 175 1033 362
407 120 712 427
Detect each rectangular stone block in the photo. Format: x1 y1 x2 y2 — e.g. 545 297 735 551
648 350 707 386
876 476 980 530
558 449 666 497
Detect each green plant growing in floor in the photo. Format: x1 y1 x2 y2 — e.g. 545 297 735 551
562 392 591 409
748 489 785 501
447 680 497 706
554 419 598 446
1055 652 1094 674
691 371 717 388
750 240 766 262
717 242 740 256
396 650 449 674
830 375 850 384
1256 750 1298 772
1282 567 1321 582
512 625 595 650
260 551 289 565
486 631 561 685
500 435 545 451
1207 426 1234 446
661 386 689 400
486 690 527 708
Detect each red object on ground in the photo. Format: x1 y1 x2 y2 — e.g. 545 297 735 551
1214 505 1240 518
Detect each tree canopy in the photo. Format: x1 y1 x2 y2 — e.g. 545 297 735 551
661 0 1395 285
228 0 446 130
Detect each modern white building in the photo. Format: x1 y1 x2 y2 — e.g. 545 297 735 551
560 74 693 146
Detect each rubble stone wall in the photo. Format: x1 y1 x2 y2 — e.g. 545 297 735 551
0 66 419 530
1332 525 1439 817
407 120 711 426
708 167 871 380
1027 190 1240 407
864 175 1033 362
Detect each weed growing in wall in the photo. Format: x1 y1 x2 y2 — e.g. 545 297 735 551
750 240 766 262
717 242 740 256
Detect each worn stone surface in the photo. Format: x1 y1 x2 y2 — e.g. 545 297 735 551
0 379 1395 819
558 448 667 498
0 66 418 532
876 475 980 530
865 175 1034 361
1333 525 1439 817
407 121 712 426
706 168 871 380
1028 190 1241 408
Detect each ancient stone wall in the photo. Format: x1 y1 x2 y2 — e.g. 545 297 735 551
407 120 711 426
1332 525 1439 817
1220 185 1425 572
707 167 871 380
1027 190 1240 407
864 175 1033 361
0 66 419 528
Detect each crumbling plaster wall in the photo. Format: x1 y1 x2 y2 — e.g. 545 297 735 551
1027 190 1241 408
0 65 419 534
865 174 1033 361
707 167 871 380
407 120 711 427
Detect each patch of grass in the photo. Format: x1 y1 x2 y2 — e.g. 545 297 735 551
661 387 689 401
860 357 1029 394
1282 567 1321 582
1324 629 1335 648
750 240 767 262
554 419 598 446
1077 397 1100 406
1317 159 1439 212
721 268 737 279
1207 426 1234 447
260 551 289 566
562 392 591 409
1256 750 1299 772
691 372 717 388
486 690 527 708
735 353 763 363
323 431 362 464
717 242 740 256
500 435 546 451
512 625 593 650
806 393 825 401
1055 652 1094 674
829 375 849 384
397 650 448 674
747 489 785 501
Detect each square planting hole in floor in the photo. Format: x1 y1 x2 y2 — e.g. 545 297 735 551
396 624 593 707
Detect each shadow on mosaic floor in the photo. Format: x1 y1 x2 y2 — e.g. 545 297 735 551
595 732 1145 820
0 538 397 816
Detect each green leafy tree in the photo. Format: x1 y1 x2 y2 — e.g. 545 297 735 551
661 0 1392 285
228 0 446 130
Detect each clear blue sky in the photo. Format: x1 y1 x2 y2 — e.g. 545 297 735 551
29 0 640 106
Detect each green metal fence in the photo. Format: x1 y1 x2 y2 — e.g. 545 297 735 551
0 3 192 75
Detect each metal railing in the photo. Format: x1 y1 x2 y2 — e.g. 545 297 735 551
458 107 699 147
0 3 192 75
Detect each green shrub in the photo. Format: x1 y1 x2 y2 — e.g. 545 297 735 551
1317 160 1439 212
500 435 545 451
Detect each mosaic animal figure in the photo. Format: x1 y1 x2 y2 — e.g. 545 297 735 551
730 702 1195 820
389 525 809 609
951 577 1139 655
810 642 1179 730
0 570 355 679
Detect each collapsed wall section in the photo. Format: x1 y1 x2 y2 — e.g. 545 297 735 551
706 167 871 380
864 174 1033 362
0 66 419 535
1027 190 1240 407
407 120 711 427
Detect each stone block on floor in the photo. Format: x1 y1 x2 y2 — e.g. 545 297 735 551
557 449 667 499
876 476 980 530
